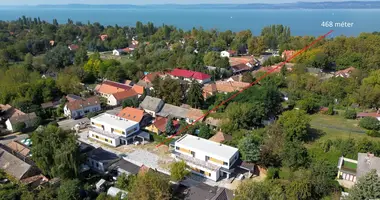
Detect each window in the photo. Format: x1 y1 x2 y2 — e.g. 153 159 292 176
105 139 108 142
95 135 99 139
96 163 99 168
191 151 195 157
205 156 210 161
223 162 228 166
176 146 179 150
110 141 112 144
91 122 94 125
111 128 114 133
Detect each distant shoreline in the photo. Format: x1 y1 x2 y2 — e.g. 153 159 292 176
3 1 380 9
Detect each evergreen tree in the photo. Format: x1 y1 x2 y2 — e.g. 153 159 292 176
187 81 204 108
165 118 175 135
348 170 380 200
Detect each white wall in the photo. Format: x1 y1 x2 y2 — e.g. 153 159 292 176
87 158 106 172
107 95 118 106
186 160 219 181
220 51 230 58
89 130 120 147
65 104 101 118
91 118 140 137
5 119 13 132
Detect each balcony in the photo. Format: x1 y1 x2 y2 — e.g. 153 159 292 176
89 127 120 139
172 151 220 171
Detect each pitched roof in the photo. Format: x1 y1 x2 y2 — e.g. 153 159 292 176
95 80 132 95
192 71 211 80
132 85 144 95
21 174 49 185
66 94 82 102
66 96 100 111
229 56 254 66
143 72 163 83
209 132 233 143
0 104 25 119
88 148 120 165
9 112 37 124
139 96 164 112
112 90 138 101
0 147 32 180
117 107 144 123
357 112 380 118
6 141 30 157
169 68 211 81
231 63 250 73
186 109 204 121
335 67 356 78
157 104 190 119
153 117 179 133
203 81 250 94
111 159 140 175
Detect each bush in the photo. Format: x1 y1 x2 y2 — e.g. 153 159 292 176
359 117 380 130
170 161 190 181
48 121 59 127
266 167 279 180
13 122 26 132
86 112 99 119
366 130 380 137
326 104 334 115
344 109 357 119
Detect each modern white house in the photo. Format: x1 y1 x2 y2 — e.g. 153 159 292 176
63 96 101 119
172 134 239 181
89 113 140 147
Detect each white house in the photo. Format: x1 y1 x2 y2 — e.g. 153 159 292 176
89 113 140 147
63 96 101 119
172 134 239 181
5 112 38 132
107 90 138 106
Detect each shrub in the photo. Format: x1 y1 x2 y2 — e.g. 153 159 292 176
344 109 357 119
266 167 280 180
170 161 190 181
86 112 99 119
359 117 380 130
13 122 26 132
326 104 334 115
366 130 380 137
48 121 59 127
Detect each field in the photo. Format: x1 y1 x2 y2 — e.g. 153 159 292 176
308 114 380 143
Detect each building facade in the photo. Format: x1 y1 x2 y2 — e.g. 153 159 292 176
172 134 239 181
89 113 140 147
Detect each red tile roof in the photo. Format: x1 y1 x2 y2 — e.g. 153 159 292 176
112 90 138 101
66 96 100 111
118 107 144 122
132 85 144 95
357 112 380 118
169 68 210 80
153 117 179 133
143 72 163 83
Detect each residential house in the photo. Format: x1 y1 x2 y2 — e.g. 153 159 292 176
132 84 144 98
95 80 133 98
186 109 204 124
357 112 380 121
6 141 31 157
202 81 250 98
112 48 133 56
156 104 190 120
335 67 356 78
204 117 222 130
139 96 164 117
337 153 380 186
68 44 79 51
117 107 151 127
220 50 237 58
209 132 232 144
282 50 296 59
89 113 140 147
5 112 38 132
0 104 24 121
66 94 82 102
63 96 101 119
168 68 211 84
21 174 49 189
109 159 140 177
0 146 39 180
231 63 251 74
146 117 179 135
174 183 233 200
172 134 239 181
107 89 138 106
142 72 163 84
100 34 108 41
86 147 120 173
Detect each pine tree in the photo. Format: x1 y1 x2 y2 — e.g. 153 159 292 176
348 170 380 200
165 118 175 135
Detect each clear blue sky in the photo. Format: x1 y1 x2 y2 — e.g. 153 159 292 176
0 0 370 6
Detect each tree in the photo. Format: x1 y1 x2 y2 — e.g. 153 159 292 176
24 53 34 70
165 118 175 135
248 36 266 56
278 110 311 141
223 102 265 131
242 72 254 83
44 45 74 68
297 97 319 114
326 104 334 115
57 179 81 200
115 173 136 192
348 170 380 200
122 98 139 108
235 180 271 200
354 70 380 109
281 140 309 169
187 81 204 108
238 135 261 163
129 171 171 200
169 161 190 181
74 47 88 66
359 117 380 130
344 109 357 119
56 72 82 94
198 124 212 139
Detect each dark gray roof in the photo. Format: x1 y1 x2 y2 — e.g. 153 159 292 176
139 96 164 112
111 159 140 175
88 148 120 165
177 183 218 200
357 153 380 178
211 188 233 200
0 147 32 180
156 104 189 119
136 80 153 89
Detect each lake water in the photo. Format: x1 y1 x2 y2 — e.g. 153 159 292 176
0 7 380 36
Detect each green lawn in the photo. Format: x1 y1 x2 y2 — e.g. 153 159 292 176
308 114 380 143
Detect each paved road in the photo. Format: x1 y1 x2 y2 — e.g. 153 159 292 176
58 118 90 130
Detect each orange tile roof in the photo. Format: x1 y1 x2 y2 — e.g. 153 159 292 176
153 117 179 133
132 85 144 95
95 80 132 95
118 107 144 123
143 72 163 83
203 81 250 94
186 109 204 121
112 90 138 101
229 56 254 66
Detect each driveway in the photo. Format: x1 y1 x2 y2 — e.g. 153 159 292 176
58 118 90 130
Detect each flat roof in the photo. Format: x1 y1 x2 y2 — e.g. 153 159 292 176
91 113 138 130
175 134 238 161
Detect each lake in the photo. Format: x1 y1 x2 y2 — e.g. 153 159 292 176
0 7 379 36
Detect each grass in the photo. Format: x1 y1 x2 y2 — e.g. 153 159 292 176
308 114 380 143
342 160 357 170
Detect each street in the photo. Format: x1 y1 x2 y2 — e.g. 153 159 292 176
58 117 90 130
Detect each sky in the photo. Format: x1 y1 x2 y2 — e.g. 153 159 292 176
0 0 372 6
